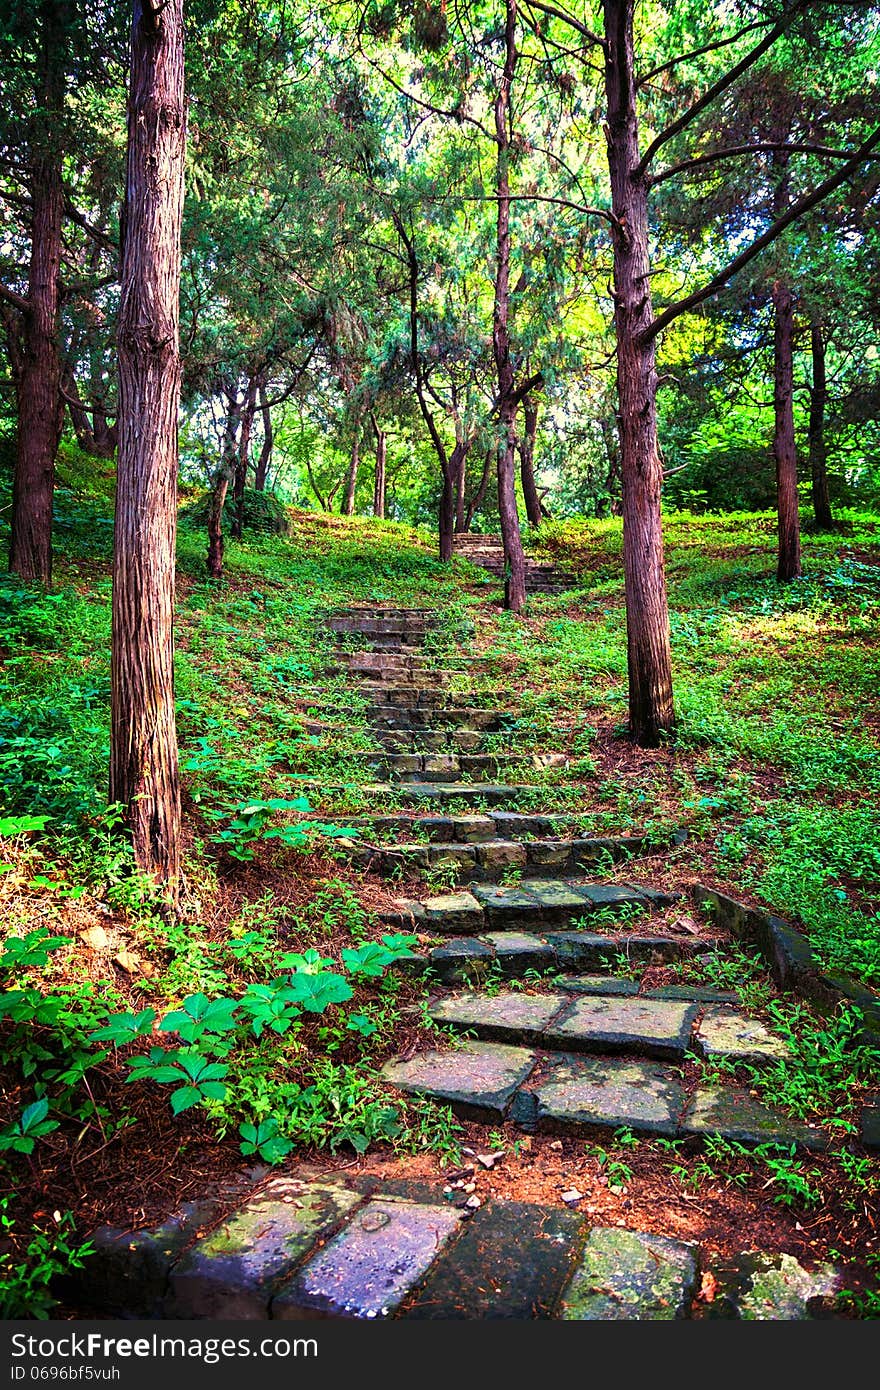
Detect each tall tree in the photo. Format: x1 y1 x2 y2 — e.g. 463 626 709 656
528 0 880 740
3 0 66 583
110 0 185 899
492 0 528 612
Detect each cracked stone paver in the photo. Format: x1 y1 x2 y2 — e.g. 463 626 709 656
558 1227 699 1320
543 995 697 1060
382 1040 538 1120
273 1198 462 1319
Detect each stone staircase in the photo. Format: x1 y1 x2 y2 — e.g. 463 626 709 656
453 532 576 595
67 601 860 1320
320 607 826 1157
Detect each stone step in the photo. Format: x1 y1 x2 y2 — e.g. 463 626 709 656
384 879 678 934
382 1041 827 1150
428 990 789 1065
72 1175 840 1321
356 751 568 782
342 812 648 843
313 781 583 808
342 834 653 881
329 619 433 638
367 705 508 728
415 929 710 984
374 729 500 753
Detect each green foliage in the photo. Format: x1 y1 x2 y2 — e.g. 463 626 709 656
0 1199 94 1320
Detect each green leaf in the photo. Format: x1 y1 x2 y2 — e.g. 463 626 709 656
89 1009 156 1045
170 1085 203 1114
20 1099 49 1132
286 971 353 1013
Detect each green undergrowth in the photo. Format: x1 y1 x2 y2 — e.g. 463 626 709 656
1 468 879 1312
512 512 880 985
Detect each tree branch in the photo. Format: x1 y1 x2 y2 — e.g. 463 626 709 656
0 282 29 314
636 16 772 88
643 124 880 344
521 0 607 50
652 141 880 185
636 4 808 175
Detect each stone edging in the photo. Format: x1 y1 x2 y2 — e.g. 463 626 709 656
690 884 880 1047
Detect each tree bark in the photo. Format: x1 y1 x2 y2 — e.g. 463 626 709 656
808 322 833 530
372 414 386 518
604 0 674 745
492 0 527 614
439 442 468 562
207 387 240 578
254 381 272 490
455 441 468 531
110 0 185 901
9 0 65 585
520 393 544 526
342 419 361 516
231 373 257 539
772 280 802 580
465 449 493 531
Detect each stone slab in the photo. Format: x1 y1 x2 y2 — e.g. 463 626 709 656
421 891 484 933
543 932 620 970
556 975 640 996
527 840 573 867
694 1006 789 1064
165 1179 362 1318
481 931 555 976
544 996 697 1061
513 1055 684 1138
525 881 599 918
383 1040 538 1122
70 1199 221 1318
860 1099 880 1151
682 1087 827 1151
644 986 738 1003
697 1252 840 1320
429 938 494 984
578 884 648 910
273 1198 462 1319
429 990 568 1043
477 840 528 872
405 1200 584 1319
470 883 541 927
558 1227 698 1320
454 815 496 842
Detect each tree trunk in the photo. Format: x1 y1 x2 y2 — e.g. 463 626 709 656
9 1 65 585
372 415 386 519
455 441 468 531
254 382 272 490
465 449 492 531
231 373 257 539
61 364 97 454
110 0 185 901
773 280 802 580
207 389 241 578
604 0 674 745
492 0 526 614
808 322 833 530
520 394 543 526
600 415 622 515
342 421 360 516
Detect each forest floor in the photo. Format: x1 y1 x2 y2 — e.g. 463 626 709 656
1 452 879 1317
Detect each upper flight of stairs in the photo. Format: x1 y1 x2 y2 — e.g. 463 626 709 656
453 532 577 595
